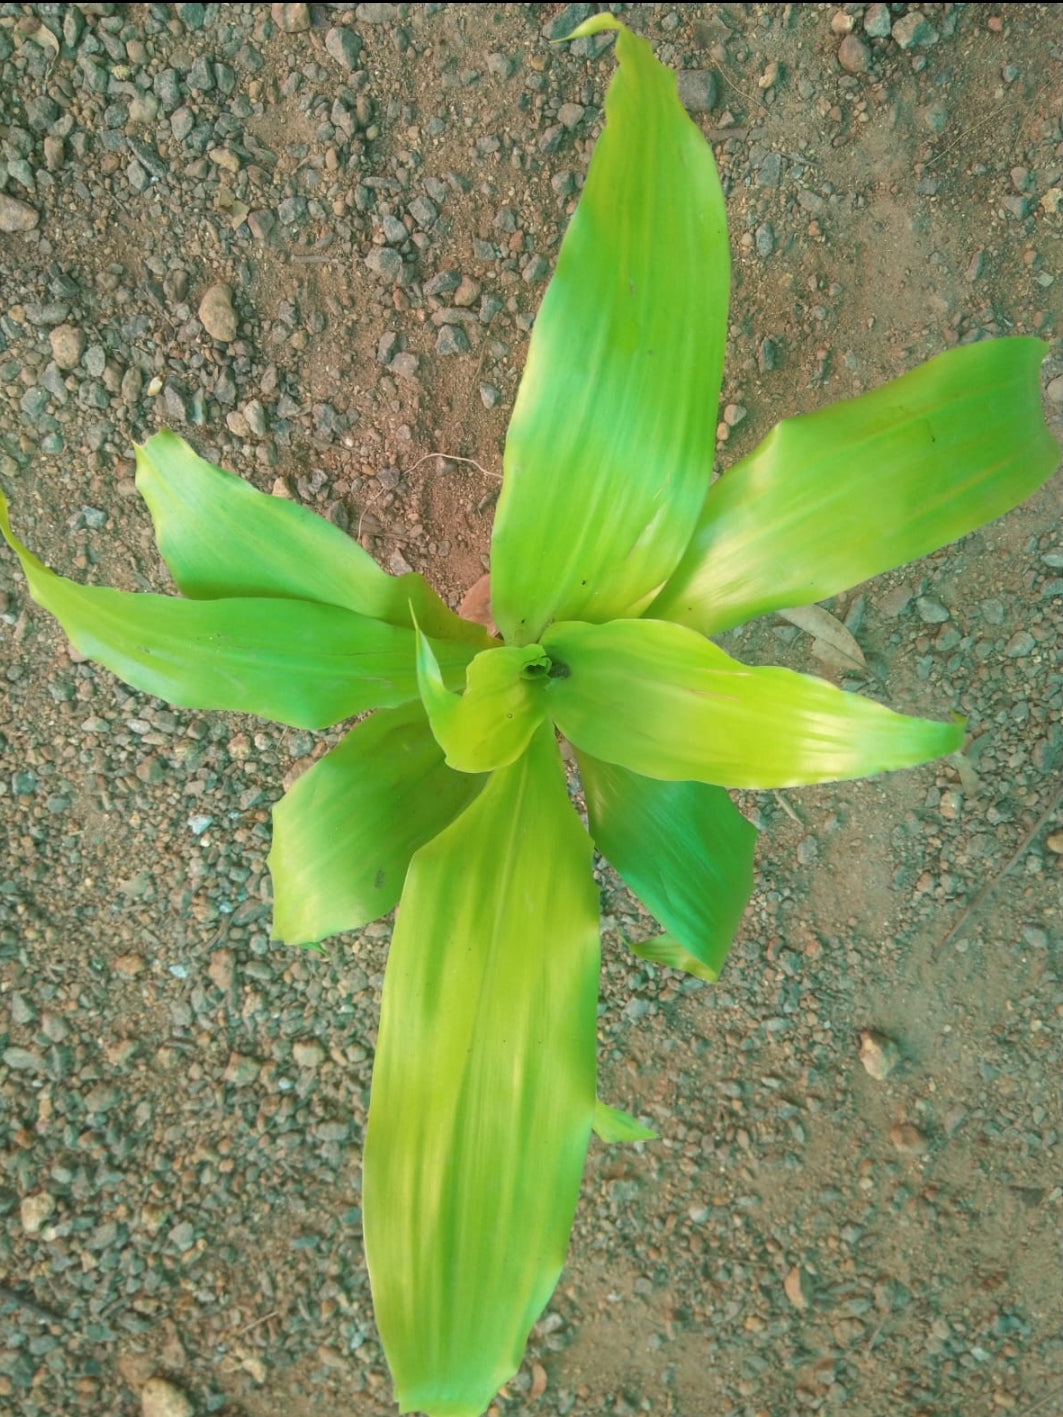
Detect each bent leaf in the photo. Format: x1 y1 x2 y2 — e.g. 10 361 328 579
577 752 756 980
490 15 729 643
544 618 964 789
415 634 549 773
0 492 473 728
650 339 1059 634
626 932 724 982
268 703 485 947
364 724 599 1417
593 1101 657 1144
136 429 490 647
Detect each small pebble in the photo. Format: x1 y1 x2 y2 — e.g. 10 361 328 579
21 1191 56 1235
141 1376 194 1417
889 1121 928 1154
860 1030 901 1080
838 34 870 74
198 283 238 342
0 193 40 232
49 324 86 370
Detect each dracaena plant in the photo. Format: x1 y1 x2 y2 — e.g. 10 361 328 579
1 13 1057 1416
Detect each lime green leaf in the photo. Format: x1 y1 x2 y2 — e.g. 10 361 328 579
415 632 550 773
544 618 964 789
268 703 485 947
593 1101 657 1144
136 429 490 647
364 724 599 1417
577 752 755 979
490 16 729 643
0 491 473 728
651 339 1060 634
626 932 723 983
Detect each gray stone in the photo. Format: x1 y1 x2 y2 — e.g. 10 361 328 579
755 222 775 258
408 196 437 229
365 246 403 282
153 68 182 111
389 352 419 379
756 152 783 188
79 56 109 94
325 26 362 69
676 69 718 113
436 324 470 356
25 95 60 132
187 54 215 92
277 195 307 225
1005 630 1035 658
892 11 938 49
916 596 950 624
198 283 238 342
863 2 892 38
176 2 206 28
381 213 408 245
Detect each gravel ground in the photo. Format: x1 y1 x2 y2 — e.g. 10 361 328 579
1 4 1062 1416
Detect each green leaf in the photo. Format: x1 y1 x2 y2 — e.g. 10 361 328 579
577 753 756 980
415 633 550 773
650 339 1060 634
268 703 485 947
363 724 600 1417
490 15 729 644
593 1101 657 1144
136 429 490 647
0 491 474 729
625 932 724 983
544 618 964 789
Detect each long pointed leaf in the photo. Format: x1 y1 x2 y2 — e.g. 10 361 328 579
577 752 756 980
490 15 729 643
415 634 549 773
593 1101 657 1145
268 704 485 946
1 492 473 728
544 618 963 789
650 339 1059 634
364 724 600 1417
136 429 490 647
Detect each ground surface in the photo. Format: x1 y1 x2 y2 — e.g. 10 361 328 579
1 4 1062 1416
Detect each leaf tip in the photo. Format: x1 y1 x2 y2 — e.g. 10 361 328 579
557 12 622 43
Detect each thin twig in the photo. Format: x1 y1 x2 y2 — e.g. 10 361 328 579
939 782 1063 949
234 1308 279 1337
772 789 804 825
925 106 1003 168
0 1284 66 1323
1015 1385 1063 1417
711 62 764 115
356 486 384 541
403 451 501 481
